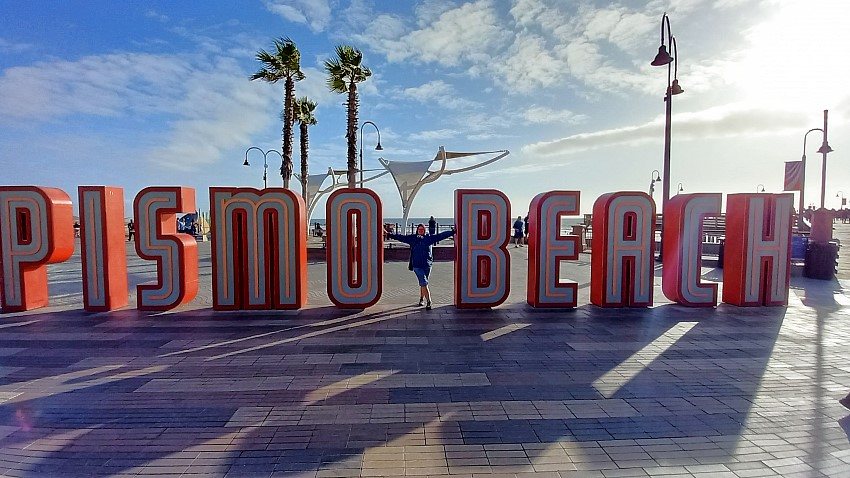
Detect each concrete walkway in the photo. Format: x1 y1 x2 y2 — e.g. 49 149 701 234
0 225 848 477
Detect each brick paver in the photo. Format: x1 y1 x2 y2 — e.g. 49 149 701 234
0 224 848 477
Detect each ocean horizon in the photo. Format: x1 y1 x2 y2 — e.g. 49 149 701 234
308 216 586 231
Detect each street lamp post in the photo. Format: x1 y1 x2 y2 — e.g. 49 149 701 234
757 184 765 193
243 147 283 188
837 191 845 209
358 121 383 187
649 169 662 198
818 110 833 209
800 122 832 219
650 12 684 260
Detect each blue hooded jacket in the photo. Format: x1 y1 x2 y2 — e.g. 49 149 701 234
388 228 456 269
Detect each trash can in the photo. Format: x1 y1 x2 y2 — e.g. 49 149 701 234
717 238 725 269
571 225 586 252
804 241 839 280
791 235 808 262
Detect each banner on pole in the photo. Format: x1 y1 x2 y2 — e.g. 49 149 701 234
784 161 803 191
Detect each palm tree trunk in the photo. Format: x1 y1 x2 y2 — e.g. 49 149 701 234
282 77 295 188
300 122 309 201
346 82 358 188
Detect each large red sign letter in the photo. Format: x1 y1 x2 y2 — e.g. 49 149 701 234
722 193 793 306
527 191 581 308
326 189 383 308
661 193 721 307
134 187 198 311
210 188 307 310
454 189 510 308
0 187 74 312
79 186 128 311
590 192 655 307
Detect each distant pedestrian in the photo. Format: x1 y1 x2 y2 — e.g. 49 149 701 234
73 221 80 238
127 220 135 241
428 215 438 244
387 223 456 310
512 216 524 247
523 215 529 244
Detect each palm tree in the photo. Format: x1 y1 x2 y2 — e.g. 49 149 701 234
250 37 305 188
324 45 371 188
294 97 317 201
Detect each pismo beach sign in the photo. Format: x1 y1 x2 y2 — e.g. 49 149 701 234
0 186 793 313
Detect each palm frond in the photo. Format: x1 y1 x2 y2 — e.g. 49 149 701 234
324 44 370 93
295 96 318 126
252 37 303 84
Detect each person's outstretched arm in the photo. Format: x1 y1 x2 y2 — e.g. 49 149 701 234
426 228 456 245
387 232 414 245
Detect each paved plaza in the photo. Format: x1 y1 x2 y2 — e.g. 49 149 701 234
1 225 849 477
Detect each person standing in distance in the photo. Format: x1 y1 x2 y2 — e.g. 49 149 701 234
428 215 438 243
387 223 456 310
512 216 524 247
523 215 529 245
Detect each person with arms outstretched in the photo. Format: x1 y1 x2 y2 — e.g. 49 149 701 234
387 223 456 310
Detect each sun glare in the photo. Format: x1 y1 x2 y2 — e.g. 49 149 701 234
732 0 850 111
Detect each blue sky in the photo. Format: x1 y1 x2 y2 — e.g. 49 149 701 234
1 0 848 219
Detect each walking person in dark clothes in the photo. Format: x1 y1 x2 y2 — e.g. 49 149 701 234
523 215 529 244
512 216 524 247
127 219 135 241
428 215 438 244
387 223 456 310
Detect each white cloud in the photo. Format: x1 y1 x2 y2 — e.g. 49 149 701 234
0 52 277 170
405 0 509 66
0 38 35 53
469 161 559 179
400 80 480 110
359 0 510 67
575 5 654 55
147 59 275 170
144 10 169 22
520 105 587 125
523 103 807 157
490 33 566 93
466 132 508 141
583 8 622 42
353 14 410 62
449 111 510 135
402 80 453 102
264 0 332 32
711 0 752 8
509 0 550 26
606 11 654 54
649 0 710 15
511 0 572 34
355 0 660 97
409 129 459 141
414 0 457 27
0 53 190 121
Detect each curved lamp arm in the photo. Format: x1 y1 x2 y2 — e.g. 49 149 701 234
660 12 672 46
802 128 824 160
